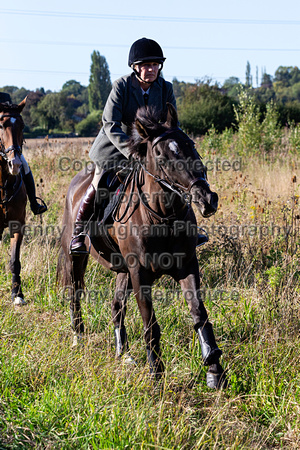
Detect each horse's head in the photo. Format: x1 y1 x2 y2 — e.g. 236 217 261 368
129 103 218 218
0 97 26 176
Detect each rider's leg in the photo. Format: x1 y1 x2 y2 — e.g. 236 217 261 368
20 155 47 215
70 166 103 255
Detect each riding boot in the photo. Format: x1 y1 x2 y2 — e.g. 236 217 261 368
70 184 96 255
23 171 47 215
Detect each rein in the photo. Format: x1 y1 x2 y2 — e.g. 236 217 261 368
114 128 210 225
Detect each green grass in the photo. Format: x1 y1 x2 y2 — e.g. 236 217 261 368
0 137 300 448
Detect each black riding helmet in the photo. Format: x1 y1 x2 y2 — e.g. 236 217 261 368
128 38 166 83
0 92 12 104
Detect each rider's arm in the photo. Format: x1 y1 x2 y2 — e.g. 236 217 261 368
101 79 131 159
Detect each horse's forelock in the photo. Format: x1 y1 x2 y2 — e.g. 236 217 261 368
128 106 168 158
135 106 166 133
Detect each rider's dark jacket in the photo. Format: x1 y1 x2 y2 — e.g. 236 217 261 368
89 72 176 170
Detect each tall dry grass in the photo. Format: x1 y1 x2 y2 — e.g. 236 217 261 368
0 133 299 448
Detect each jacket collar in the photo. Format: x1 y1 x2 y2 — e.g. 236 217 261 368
131 73 163 107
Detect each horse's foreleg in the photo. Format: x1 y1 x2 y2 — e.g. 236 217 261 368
178 257 227 389
130 268 164 379
70 254 88 344
10 231 25 305
112 272 132 359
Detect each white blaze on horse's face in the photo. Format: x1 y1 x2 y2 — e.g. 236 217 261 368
169 141 179 155
10 118 16 125
8 153 22 176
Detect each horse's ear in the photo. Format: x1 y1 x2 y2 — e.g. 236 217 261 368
135 119 149 139
17 96 27 113
165 102 178 128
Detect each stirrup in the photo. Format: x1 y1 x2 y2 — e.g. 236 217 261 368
31 197 48 215
197 227 209 247
69 233 91 255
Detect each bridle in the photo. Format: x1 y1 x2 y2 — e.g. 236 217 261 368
120 128 210 224
0 113 24 160
0 111 24 218
141 128 209 197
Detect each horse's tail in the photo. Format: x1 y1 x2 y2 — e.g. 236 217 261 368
56 246 71 287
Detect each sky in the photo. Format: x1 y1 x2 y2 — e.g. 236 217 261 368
1 0 300 92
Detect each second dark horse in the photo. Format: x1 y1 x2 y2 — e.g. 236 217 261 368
59 104 226 388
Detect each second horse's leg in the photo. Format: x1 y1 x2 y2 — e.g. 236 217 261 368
70 254 89 346
10 231 25 305
112 272 134 362
130 268 164 380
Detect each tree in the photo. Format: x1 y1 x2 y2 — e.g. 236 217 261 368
75 110 102 137
245 61 252 87
31 92 66 132
88 51 112 111
62 80 86 97
178 81 236 135
222 77 240 100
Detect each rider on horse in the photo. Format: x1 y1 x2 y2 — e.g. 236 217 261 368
70 37 176 254
0 92 47 215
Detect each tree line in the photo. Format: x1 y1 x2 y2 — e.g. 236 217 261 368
1 54 300 138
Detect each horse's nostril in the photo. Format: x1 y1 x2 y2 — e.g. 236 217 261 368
211 192 218 205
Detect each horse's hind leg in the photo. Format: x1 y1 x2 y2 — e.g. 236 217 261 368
112 272 134 361
10 231 26 305
130 269 164 379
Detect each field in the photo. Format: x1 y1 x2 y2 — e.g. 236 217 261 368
0 133 300 449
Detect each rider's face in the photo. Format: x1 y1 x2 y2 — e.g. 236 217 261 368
136 62 160 84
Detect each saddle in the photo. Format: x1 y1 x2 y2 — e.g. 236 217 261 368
90 168 130 252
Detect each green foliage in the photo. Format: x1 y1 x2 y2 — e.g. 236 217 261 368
234 87 262 153
30 92 66 132
178 80 236 135
245 61 252 87
222 76 241 101
75 110 102 137
88 51 112 111
261 101 281 152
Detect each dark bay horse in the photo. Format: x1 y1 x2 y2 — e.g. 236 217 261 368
0 98 27 305
59 103 226 388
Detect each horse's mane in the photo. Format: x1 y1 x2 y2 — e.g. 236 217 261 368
128 106 168 158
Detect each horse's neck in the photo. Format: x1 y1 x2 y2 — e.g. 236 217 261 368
0 159 7 187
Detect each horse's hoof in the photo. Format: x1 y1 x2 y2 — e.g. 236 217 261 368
206 369 228 389
121 353 137 365
72 333 84 348
13 296 27 306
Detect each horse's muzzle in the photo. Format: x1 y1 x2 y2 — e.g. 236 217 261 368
191 187 218 217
